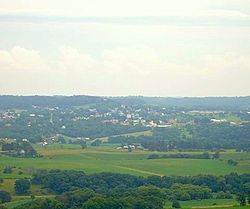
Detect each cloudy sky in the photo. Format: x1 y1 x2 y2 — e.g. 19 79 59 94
0 0 250 96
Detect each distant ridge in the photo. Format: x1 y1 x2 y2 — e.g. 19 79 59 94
0 95 249 110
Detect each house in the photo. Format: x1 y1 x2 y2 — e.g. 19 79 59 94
210 118 226 123
42 141 48 146
19 149 26 155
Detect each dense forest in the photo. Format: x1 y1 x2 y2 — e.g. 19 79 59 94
8 170 250 209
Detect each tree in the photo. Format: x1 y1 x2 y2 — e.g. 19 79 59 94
58 136 66 144
0 205 7 209
228 159 238 166
81 141 87 149
15 179 31 195
148 154 160 159
128 146 132 152
213 151 220 159
2 142 15 151
11 199 65 209
3 166 12 174
237 193 246 206
91 140 101 146
0 190 11 203
17 141 38 157
172 199 181 208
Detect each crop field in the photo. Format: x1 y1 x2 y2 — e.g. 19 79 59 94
0 146 249 180
0 145 249 209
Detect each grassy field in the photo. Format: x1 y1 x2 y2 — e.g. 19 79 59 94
164 199 248 209
0 178 48 196
0 145 249 209
0 146 249 180
96 130 153 142
3 195 55 209
2 197 248 209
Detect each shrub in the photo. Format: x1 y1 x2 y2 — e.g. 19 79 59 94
172 199 181 208
0 190 11 203
148 154 160 159
3 166 12 174
15 179 31 195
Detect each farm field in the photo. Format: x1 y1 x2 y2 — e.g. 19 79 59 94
2 196 248 209
96 130 153 142
0 145 249 180
164 199 249 209
1 145 249 209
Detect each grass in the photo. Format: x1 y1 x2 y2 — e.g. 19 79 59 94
164 199 246 209
211 113 243 124
0 147 249 179
0 179 16 194
96 130 152 142
3 195 55 209
0 146 249 209
0 178 48 195
3 199 33 209
33 143 82 150
2 198 246 209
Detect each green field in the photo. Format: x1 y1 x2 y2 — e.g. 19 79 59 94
96 130 153 142
0 145 250 209
3 195 55 209
2 196 248 209
164 199 247 209
0 146 249 179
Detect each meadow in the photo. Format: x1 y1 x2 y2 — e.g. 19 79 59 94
164 199 247 209
0 145 249 179
96 130 153 142
0 145 250 209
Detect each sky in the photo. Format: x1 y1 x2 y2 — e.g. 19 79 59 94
0 0 250 96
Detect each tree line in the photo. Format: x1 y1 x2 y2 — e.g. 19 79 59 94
1 170 249 209
31 170 250 197
147 152 211 160
108 123 250 151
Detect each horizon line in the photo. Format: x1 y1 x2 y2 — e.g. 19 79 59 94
0 94 249 98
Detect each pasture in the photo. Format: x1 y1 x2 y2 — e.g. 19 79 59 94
96 130 153 142
164 199 248 209
0 145 249 180
0 145 249 209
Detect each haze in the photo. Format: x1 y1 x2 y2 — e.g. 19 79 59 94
0 0 250 96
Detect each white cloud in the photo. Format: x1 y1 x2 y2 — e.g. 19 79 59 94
59 46 97 72
101 46 161 75
0 1 249 96
0 46 50 71
0 45 250 96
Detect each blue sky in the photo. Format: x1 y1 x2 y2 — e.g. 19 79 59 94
0 0 250 96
